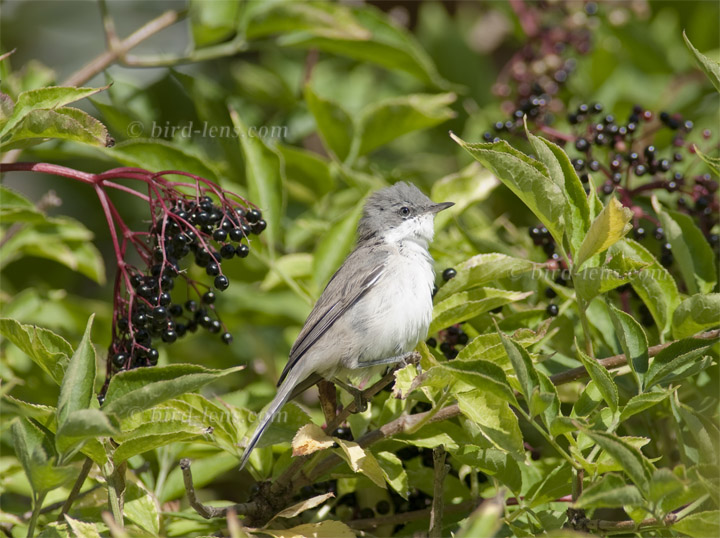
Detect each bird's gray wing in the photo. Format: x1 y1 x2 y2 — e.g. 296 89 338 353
276 246 386 387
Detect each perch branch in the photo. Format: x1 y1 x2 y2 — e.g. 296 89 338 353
180 459 253 518
429 445 449 538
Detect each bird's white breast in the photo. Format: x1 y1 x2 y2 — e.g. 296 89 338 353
350 239 435 367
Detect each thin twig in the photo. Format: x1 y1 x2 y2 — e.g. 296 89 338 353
549 328 720 385
429 445 449 538
62 9 183 87
58 457 94 521
180 459 253 518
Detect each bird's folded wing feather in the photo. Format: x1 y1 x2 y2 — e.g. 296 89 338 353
277 247 386 386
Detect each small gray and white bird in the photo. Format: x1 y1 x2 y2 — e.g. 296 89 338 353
239 182 453 469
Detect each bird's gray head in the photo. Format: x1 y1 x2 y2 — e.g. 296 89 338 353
357 182 454 246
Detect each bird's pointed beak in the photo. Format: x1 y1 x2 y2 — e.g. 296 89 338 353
428 202 454 214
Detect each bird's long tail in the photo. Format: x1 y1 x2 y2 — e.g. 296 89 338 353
239 363 309 469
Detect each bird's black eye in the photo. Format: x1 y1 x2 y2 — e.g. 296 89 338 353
399 206 410 217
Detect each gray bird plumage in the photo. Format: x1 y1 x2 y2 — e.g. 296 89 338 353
239 182 453 469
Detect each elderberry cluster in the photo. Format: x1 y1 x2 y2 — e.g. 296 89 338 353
109 194 265 374
489 1 599 138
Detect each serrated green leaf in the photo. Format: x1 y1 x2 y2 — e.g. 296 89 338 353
653 199 717 295
672 293 720 339
456 322 551 368
451 134 566 246
576 347 618 412
457 391 525 461
55 409 118 462
525 127 591 258
453 445 522 494
440 359 517 406
646 336 719 388
11 417 76 495
434 253 537 302
575 473 644 509
115 431 203 464
498 330 539 408
574 265 632 302
620 391 669 421
376 451 409 499
102 364 243 419
671 394 719 466
613 239 680 334
431 288 532 334
63 515 102 538
673 511 720 538
575 198 633 269
584 430 653 492
430 163 498 230
0 318 72 384
694 144 720 176
334 438 386 488
57 315 96 428
684 31 720 92
526 462 572 507
0 107 111 151
608 303 649 391
0 85 106 138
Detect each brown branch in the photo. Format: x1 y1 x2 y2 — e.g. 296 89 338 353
180 459 253 519
429 445 449 538
549 329 720 386
62 9 183 87
578 513 677 534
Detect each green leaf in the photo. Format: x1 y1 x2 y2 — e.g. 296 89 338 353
672 293 720 339
304 84 354 162
189 0 240 47
104 139 219 183
0 85 106 139
261 4 451 88
11 417 76 495
673 511 720 538
671 393 719 465
574 266 632 302
357 92 456 155
430 163 498 230
613 239 680 334
102 364 243 419
0 214 106 284
376 451 409 499
64 515 102 538
456 322 551 368
439 359 518 406
452 446 522 494
694 144 720 176
430 288 532 334
683 31 720 92
608 303 649 391
312 202 364 289
457 391 525 461
620 391 669 421
653 199 717 295
498 330 539 408
124 481 160 535
56 315 96 429
583 430 653 492
334 438 386 488
230 106 284 250
526 462 572 507
646 336 719 389
451 134 566 246
114 431 203 464
0 318 72 384
455 497 503 538
279 144 334 201
525 127 591 258
575 473 644 509
433 253 537 302
0 107 112 151
575 198 633 269
576 347 619 412
56 409 118 442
